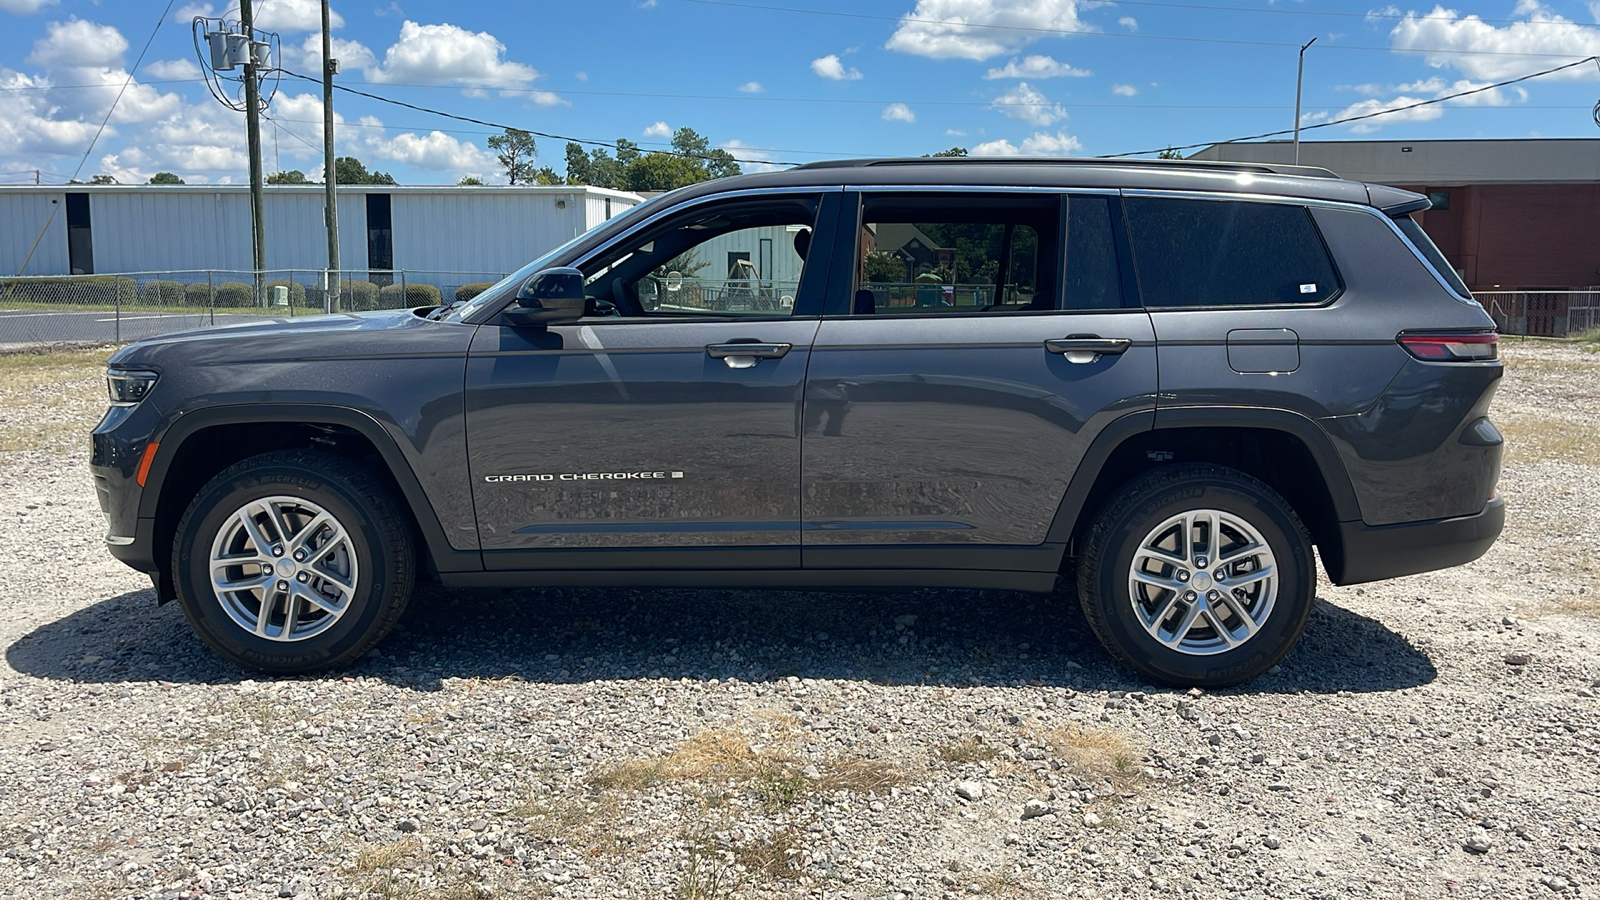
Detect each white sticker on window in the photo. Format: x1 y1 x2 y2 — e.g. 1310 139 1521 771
1299 283 1318 294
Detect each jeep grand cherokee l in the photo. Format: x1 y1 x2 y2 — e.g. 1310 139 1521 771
90 158 1504 687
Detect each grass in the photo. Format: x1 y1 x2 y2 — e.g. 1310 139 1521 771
1041 725 1142 789
726 826 805 882
679 847 743 900
935 737 1002 765
0 348 110 452
1496 414 1600 467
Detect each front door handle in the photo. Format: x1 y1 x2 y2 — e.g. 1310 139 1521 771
707 341 791 368
1045 336 1132 363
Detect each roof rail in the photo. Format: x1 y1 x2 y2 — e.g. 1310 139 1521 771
792 156 1341 179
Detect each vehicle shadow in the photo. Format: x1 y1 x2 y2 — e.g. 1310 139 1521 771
7 584 1436 695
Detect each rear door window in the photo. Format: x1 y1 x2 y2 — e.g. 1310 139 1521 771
1123 197 1340 308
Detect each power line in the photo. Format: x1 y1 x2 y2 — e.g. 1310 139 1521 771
69 0 180 183
1100 55 1600 158
673 0 1600 59
276 68 803 167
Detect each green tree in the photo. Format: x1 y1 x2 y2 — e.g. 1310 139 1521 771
488 128 539 185
615 138 641 165
533 166 564 185
457 175 485 186
1157 148 1183 160
148 172 185 184
88 174 116 184
268 169 309 184
925 147 969 158
863 250 907 283
670 128 740 178
624 153 706 192
564 143 593 185
333 156 396 185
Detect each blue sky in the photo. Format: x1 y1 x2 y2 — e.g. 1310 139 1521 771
2 0 1599 184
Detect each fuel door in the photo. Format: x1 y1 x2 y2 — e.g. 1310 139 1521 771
1227 328 1300 374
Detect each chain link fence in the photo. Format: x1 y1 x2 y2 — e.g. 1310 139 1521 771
0 269 508 350
1476 290 1600 339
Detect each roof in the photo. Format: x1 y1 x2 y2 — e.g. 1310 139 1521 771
659 156 1413 210
1190 138 1600 186
0 183 644 201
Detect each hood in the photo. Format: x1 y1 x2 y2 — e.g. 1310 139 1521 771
108 307 475 371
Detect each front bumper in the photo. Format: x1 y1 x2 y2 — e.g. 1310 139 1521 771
1325 495 1505 586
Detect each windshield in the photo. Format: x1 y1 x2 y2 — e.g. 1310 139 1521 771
441 193 673 322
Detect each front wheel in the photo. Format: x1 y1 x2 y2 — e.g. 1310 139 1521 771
170 450 415 674
1076 464 1315 688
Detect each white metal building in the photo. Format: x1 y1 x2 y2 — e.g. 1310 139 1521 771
0 184 643 279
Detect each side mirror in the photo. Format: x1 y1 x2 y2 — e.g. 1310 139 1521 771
503 267 586 329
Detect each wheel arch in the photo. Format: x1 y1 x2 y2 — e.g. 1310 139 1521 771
1047 408 1361 573
141 405 478 595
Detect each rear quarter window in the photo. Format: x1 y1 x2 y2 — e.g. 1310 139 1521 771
1393 215 1473 300
1123 197 1340 308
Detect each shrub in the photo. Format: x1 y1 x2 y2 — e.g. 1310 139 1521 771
212 281 256 308
141 280 185 306
339 280 380 312
455 282 495 303
183 282 213 308
377 282 443 309
0 275 136 307
264 279 308 309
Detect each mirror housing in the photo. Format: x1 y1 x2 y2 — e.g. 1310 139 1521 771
503 267 586 329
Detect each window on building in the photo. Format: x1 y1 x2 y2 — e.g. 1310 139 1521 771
1427 190 1451 211
1123 197 1339 308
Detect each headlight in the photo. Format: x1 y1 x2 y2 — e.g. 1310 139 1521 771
106 369 159 407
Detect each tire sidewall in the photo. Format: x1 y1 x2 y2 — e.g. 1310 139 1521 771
1086 475 1314 687
174 463 394 673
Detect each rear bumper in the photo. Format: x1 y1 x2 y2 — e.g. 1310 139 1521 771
1326 495 1504 586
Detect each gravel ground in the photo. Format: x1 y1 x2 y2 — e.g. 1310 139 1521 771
1 344 1596 900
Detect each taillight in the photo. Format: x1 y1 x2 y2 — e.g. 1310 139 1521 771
1397 331 1498 362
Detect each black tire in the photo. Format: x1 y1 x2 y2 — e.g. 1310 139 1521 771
1076 464 1315 688
170 450 415 674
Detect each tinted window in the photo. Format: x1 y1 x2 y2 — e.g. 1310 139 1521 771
855 194 1058 315
1124 198 1339 308
1063 195 1121 310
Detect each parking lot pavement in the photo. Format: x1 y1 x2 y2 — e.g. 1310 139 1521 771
0 345 1596 899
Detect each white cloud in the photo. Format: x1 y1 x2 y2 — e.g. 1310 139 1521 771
737 81 765 93
1590 1 1600 23
29 18 127 68
282 33 378 74
1333 75 1528 132
882 102 916 122
642 121 672 138
811 54 863 80
983 54 1089 79
0 0 56 13
574 71 588 81
944 128 967 136
887 0 1087 61
1334 94 1446 133
369 20 539 88
525 90 569 107
1118 15 1137 31
361 124 496 174
252 0 343 31
1112 83 1138 96
1388 5 1600 80
991 82 1066 126
144 58 202 80
972 130 1083 156
724 138 780 173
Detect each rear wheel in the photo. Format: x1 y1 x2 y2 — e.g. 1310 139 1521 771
1076 464 1314 687
171 450 414 674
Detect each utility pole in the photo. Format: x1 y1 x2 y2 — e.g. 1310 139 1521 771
241 0 268 307
1293 37 1317 166
321 0 341 312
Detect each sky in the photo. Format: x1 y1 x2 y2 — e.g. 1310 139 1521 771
1 0 1599 185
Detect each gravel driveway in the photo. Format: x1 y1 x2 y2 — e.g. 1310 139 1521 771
1 344 1596 900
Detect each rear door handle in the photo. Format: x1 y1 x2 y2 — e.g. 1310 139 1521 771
707 341 791 368
1045 336 1132 362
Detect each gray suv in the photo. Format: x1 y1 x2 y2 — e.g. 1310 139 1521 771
91 158 1505 686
